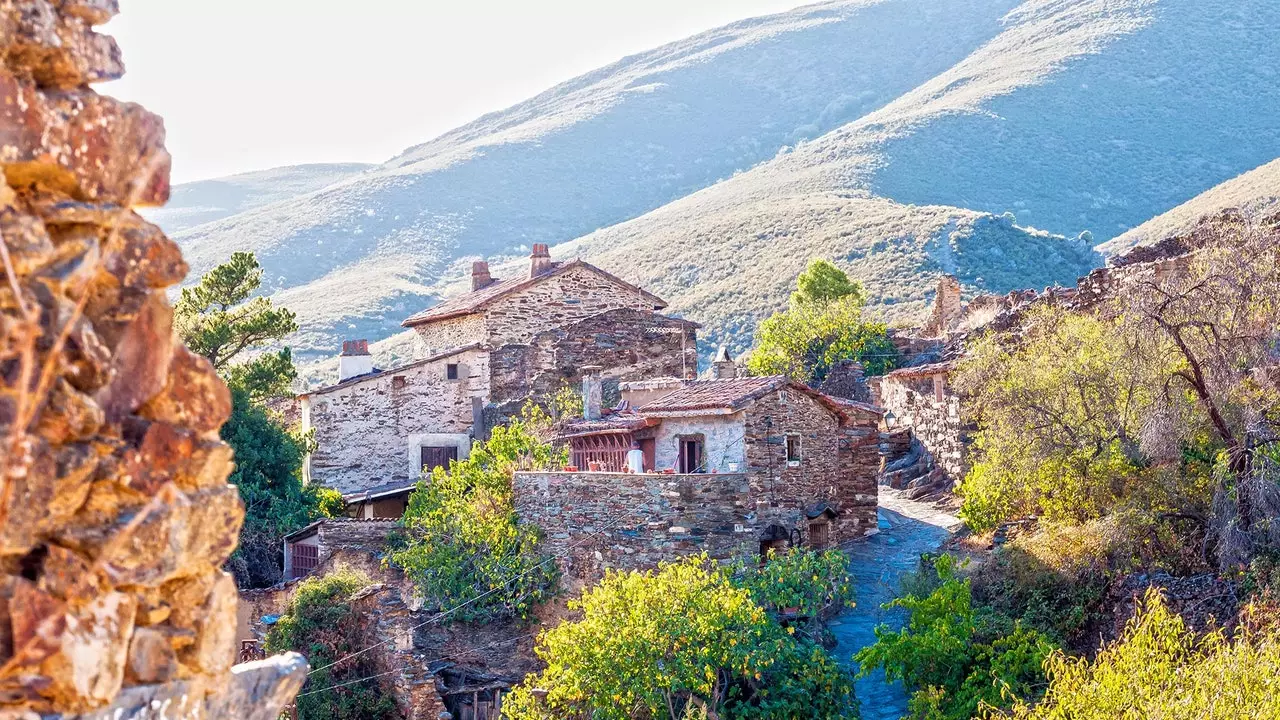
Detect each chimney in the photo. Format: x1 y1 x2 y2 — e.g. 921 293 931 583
582 365 603 421
338 339 374 382
471 260 494 291
711 345 737 380
529 243 552 278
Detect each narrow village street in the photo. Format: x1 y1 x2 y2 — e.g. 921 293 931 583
830 488 962 720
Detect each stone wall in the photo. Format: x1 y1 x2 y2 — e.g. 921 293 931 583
514 471 757 587
484 264 662 346
0 2 302 716
305 347 488 493
742 390 879 545
488 308 697 409
922 274 964 338
879 370 968 483
412 312 485 356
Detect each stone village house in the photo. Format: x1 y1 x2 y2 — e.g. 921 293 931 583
513 362 884 587
297 244 698 519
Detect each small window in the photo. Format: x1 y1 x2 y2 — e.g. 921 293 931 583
392 376 406 390
933 374 946 402
677 435 705 474
421 445 458 473
808 521 830 550
446 363 459 380
786 435 801 465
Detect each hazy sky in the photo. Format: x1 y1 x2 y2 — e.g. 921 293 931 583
102 0 807 183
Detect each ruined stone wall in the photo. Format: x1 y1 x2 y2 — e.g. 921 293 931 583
879 372 967 482
412 312 485 356
305 348 488 494
483 265 660 346
514 471 756 587
922 274 964 338
0 2 303 716
743 391 878 544
488 308 696 409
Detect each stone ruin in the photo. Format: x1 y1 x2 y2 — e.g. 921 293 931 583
1 1 304 718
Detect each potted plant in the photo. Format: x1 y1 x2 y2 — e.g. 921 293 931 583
588 460 602 472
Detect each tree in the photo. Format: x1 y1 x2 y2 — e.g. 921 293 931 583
501 554 858 720
749 259 896 383
389 404 563 623
954 306 1162 531
265 570 402 720
176 251 336 587
175 250 298 401
1121 219 1280 568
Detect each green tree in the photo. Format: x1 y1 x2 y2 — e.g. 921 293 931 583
265 570 402 720
175 250 299 401
502 554 858 720
390 404 563 623
748 259 896 383
175 251 336 588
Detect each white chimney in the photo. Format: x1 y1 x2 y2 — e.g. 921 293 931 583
711 345 737 380
582 365 603 421
338 339 373 382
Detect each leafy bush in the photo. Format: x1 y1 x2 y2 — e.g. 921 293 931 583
1009 590 1280 719
502 554 858 720
736 547 855 619
855 555 1056 720
265 571 401 720
389 406 563 623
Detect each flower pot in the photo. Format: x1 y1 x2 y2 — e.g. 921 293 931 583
563 466 578 472
588 461 602 472
727 462 739 472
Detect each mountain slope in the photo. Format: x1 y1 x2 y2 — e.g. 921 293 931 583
146 163 371 234
1097 157 1280 255
160 0 1280 370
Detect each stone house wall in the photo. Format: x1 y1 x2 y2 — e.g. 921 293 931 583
483 264 660 345
413 312 486 356
651 414 746 473
879 371 968 481
514 471 756 587
742 390 879 545
304 348 489 493
488 308 697 409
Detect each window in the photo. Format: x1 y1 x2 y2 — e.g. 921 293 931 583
808 521 830 550
392 376 406 390
933 374 946 402
421 445 458 473
446 363 459 380
677 435 704 473
786 434 801 466
288 542 318 580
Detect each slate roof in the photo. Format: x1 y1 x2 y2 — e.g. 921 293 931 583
401 259 668 328
302 343 481 397
559 413 657 438
881 360 957 379
342 481 418 503
637 376 788 414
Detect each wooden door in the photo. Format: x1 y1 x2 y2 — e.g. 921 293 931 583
421 445 459 472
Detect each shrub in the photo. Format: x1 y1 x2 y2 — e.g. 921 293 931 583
735 547 855 618
389 406 563 623
1009 590 1280 718
265 570 401 720
855 555 1056 720
502 555 858 720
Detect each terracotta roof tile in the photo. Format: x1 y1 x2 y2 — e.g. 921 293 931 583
401 259 668 327
638 376 789 414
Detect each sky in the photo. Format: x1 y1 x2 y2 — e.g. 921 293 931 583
103 0 808 184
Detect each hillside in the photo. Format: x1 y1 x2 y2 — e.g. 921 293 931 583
158 0 1280 376
146 163 372 234
1097 157 1280 256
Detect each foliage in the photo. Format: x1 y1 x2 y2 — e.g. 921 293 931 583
972 513 1204 646
175 250 299 401
954 306 1163 532
736 547 855 619
748 259 897 383
502 555 858 720
265 570 401 720
222 387 340 588
390 406 564 623
1009 589 1280 719
855 555 1056 720
176 252 335 588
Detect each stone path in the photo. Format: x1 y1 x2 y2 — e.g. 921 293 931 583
829 488 961 720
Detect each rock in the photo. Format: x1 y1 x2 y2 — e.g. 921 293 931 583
137 348 231 436
41 591 136 711
125 627 177 685
94 292 173 423
179 572 237 676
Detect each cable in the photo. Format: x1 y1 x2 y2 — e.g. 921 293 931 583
306 511 629 677
295 669 401 698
